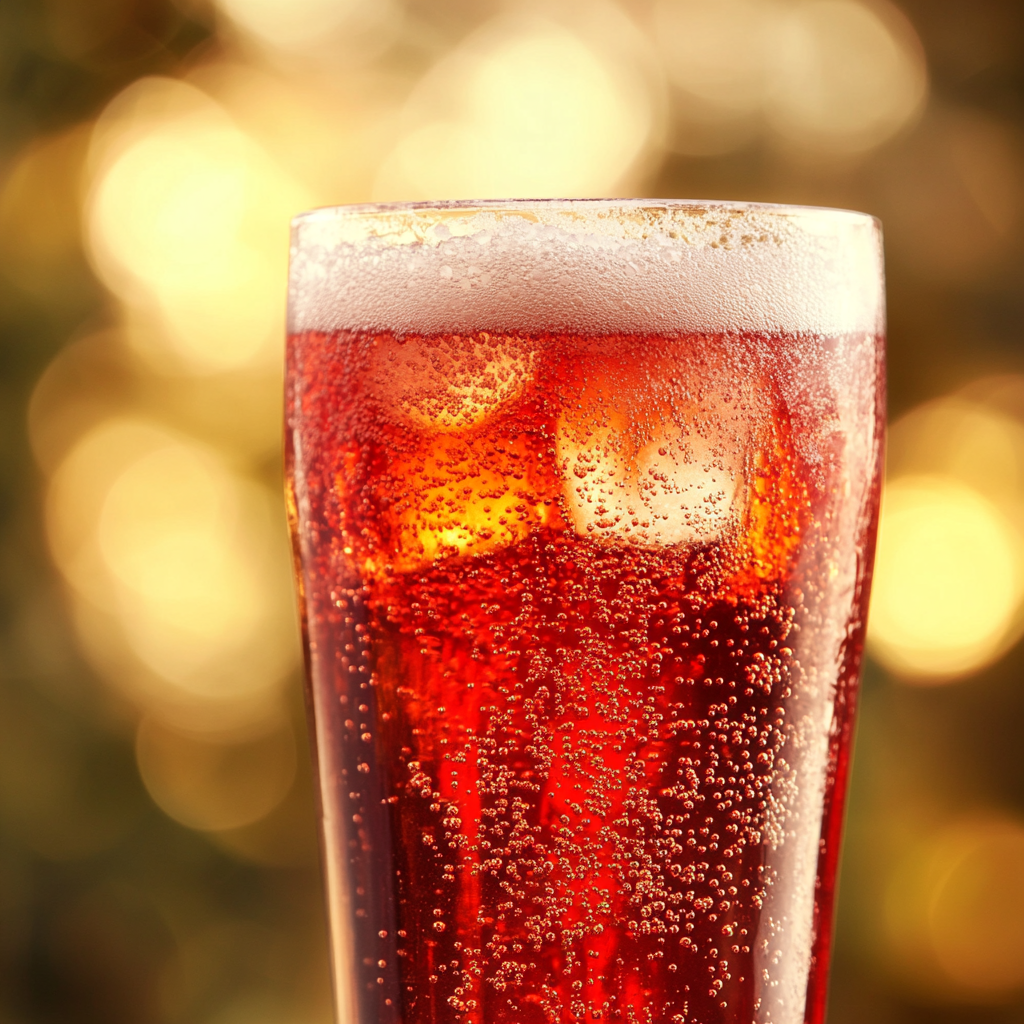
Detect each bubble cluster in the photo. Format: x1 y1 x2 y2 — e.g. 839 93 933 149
374 535 801 1023
286 324 883 1024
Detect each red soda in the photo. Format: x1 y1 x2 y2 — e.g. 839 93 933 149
286 327 883 1024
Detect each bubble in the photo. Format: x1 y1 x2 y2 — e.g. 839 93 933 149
555 346 750 548
366 331 536 431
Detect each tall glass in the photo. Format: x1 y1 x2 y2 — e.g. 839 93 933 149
285 200 884 1024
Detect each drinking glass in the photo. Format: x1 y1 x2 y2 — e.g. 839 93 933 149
285 200 884 1024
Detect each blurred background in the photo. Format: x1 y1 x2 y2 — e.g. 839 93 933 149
0 0 1023 1021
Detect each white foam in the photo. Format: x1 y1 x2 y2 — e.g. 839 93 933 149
288 200 884 338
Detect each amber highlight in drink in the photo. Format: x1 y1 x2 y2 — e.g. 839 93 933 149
286 202 884 1024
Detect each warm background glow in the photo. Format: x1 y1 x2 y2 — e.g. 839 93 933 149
373 8 659 200
85 77 312 373
868 394 1024 681
0 0 1023 1022
883 814 1024 1000
869 475 1024 679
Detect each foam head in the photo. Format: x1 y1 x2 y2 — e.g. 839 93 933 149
288 199 884 338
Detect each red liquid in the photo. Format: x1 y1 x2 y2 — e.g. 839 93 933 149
286 329 883 1024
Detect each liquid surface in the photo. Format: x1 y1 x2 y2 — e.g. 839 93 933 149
286 329 882 1024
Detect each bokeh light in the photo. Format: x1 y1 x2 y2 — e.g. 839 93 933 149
217 0 363 51
654 0 770 123
868 475 1024 680
885 391 1024 502
191 61 384 204
868 391 1024 681
85 76 313 373
46 417 297 732
884 814 1024 1000
135 716 296 831
766 0 926 154
651 0 926 156
97 445 266 668
214 0 401 60
374 9 660 200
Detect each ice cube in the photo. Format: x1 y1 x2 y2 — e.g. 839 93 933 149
368 332 535 430
555 367 749 548
379 430 561 573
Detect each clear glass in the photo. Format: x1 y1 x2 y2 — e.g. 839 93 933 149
285 199 885 1024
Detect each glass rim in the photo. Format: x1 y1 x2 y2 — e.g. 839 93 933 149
288 197 885 338
291 197 881 231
